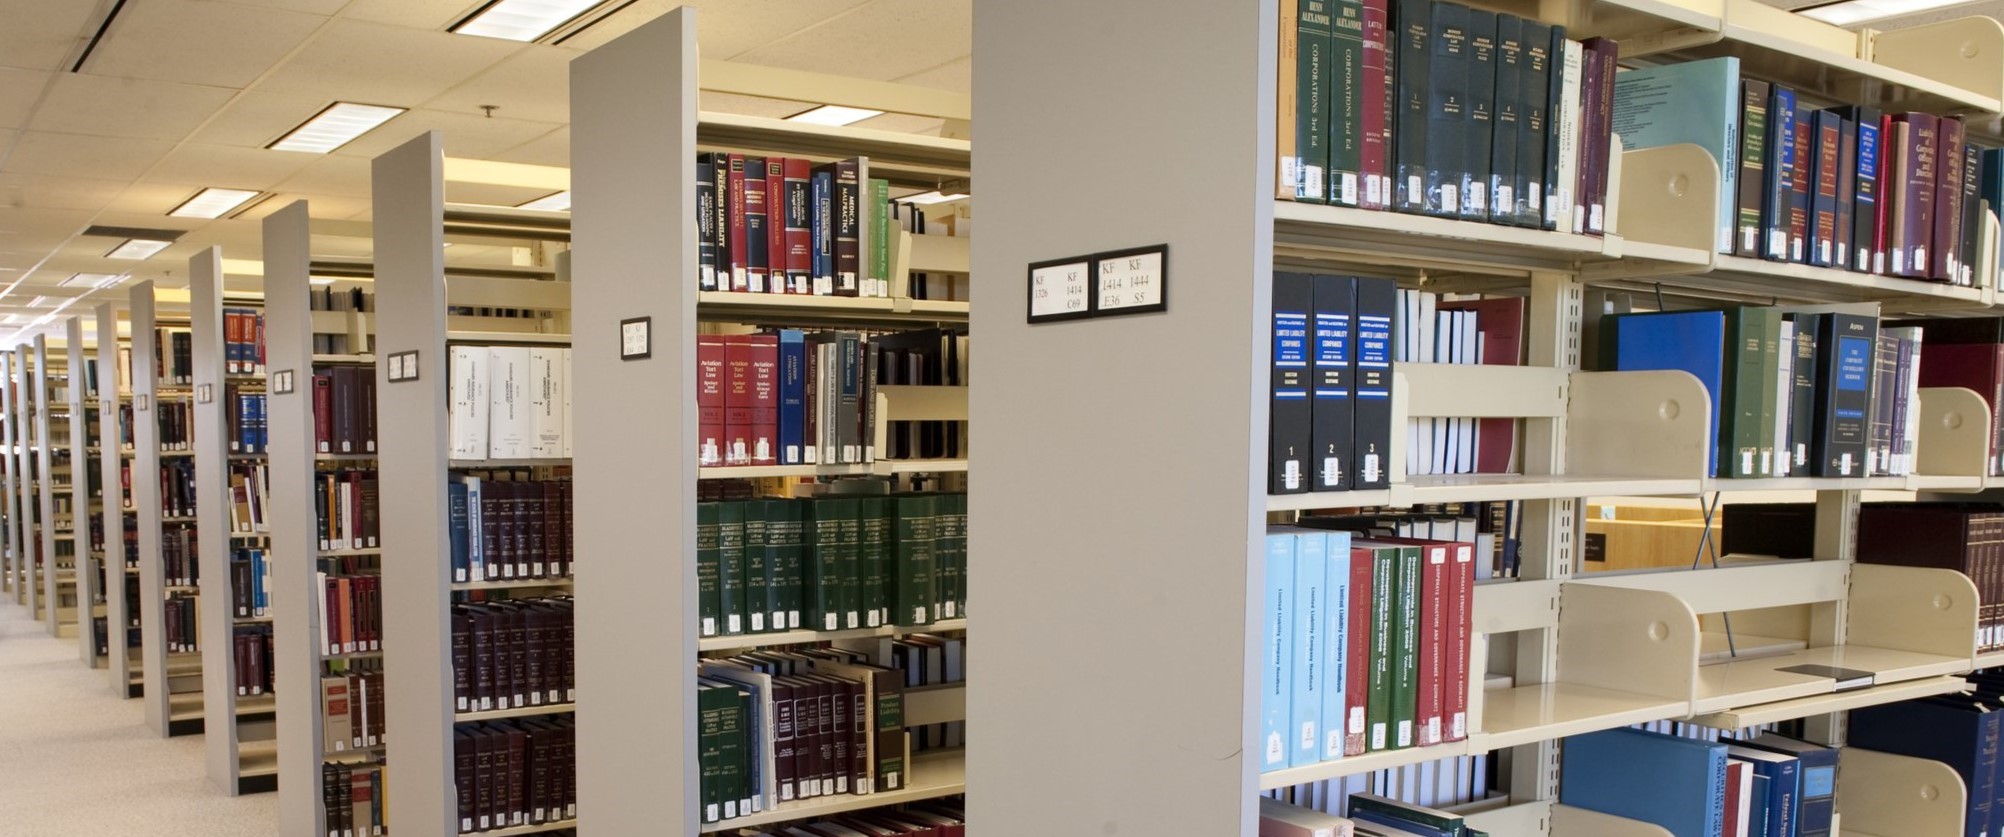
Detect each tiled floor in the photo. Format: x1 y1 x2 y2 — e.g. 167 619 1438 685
0 596 278 836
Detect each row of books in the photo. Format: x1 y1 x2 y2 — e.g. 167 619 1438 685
223 307 265 375
310 286 374 357
696 648 908 824
1562 728 1838 837
1393 292 1524 477
154 327 193 385
233 625 272 696
450 597 576 714
165 591 199 653
1851 673 2004 837
1277 0 1616 235
314 366 377 456
697 154 896 298
1878 317 2004 476
1723 502 2004 653
1270 274 1396 494
319 669 386 752
317 469 379 553
1601 308 1924 478
447 346 572 462
453 717 577 833
699 331 872 469
841 633 966 754
155 399 192 450
1259 793 1493 837
729 804 966 837
228 547 270 619
162 523 197 586
1259 524 1475 773
1265 741 1502 824
319 761 386 837
228 462 269 535
316 572 381 656
227 387 267 454
161 458 195 518
695 493 968 637
445 474 574 583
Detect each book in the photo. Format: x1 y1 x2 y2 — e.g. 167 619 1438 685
1839 105 1885 273
1300 0 1333 203
1331 0 1366 207
1563 728 1727 837
449 346 489 459
1580 36 1618 235
1462 8 1496 221
1311 275 1357 491
1551 38 1583 232
1763 86 1797 261
1393 0 1431 213
1809 110 1842 267
1832 116 1857 270
1937 116 1968 282
1261 530 1296 772
1289 529 1329 767
1810 312 1877 477
1729 747 1798 837
1424 1 1468 219
1353 277 1396 488
1888 112 1939 278
1518 20 1551 228
1489 14 1523 221
1736 734 1839 837
1609 57 1741 253
1261 797 1356 837
1272 273 1314 494
1360 0 1392 209
1604 310 1727 476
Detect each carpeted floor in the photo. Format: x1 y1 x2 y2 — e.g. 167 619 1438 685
0 596 278 836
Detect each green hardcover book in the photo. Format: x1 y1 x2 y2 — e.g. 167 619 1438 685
833 497 864 629
744 500 772 633
858 496 891 628
1390 544 1421 749
892 494 938 627
768 499 804 631
1347 793 1468 836
697 683 724 823
715 686 748 818
1329 0 1365 206
718 501 748 636
1722 307 1770 478
1362 543 1398 751
870 178 891 294
1299 0 1334 203
697 502 721 638
1757 309 1782 476
806 498 844 631
934 493 965 620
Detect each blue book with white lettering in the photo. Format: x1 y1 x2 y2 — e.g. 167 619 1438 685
1320 528 1354 761
1287 529 1326 768
778 330 806 465
1261 531 1295 773
1562 728 1727 837
1740 734 1840 837
1747 774 1772 837
1604 310 1727 475
1727 746 1798 837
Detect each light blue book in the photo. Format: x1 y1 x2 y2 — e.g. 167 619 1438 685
1561 727 1727 837
1610 56 1742 253
1289 529 1327 768
1261 530 1296 773
1321 529 1354 761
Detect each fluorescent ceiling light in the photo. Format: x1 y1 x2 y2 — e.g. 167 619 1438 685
452 0 605 41
786 105 884 127
309 276 338 286
1 315 20 326
1797 0 1968 24
518 191 571 212
25 296 47 308
270 102 406 154
106 239 172 260
59 273 122 289
168 188 261 219
902 191 970 206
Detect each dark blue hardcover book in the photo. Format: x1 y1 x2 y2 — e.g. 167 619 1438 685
1462 8 1496 222
1562 728 1726 837
1311 275 1356 491
697 153 719 291
778 330 806 465
1763 86 1797 261
1740 734 1839 837
1272 273 1315 494
1541 23 1567 230
1424 1 1469 219
1353 277 1396 489
1393 0 1432 213
447 480 470 583
811 170 834 294
1728 747 1797 837
1604 310 1727 476
1810 312 1876 477
1851 698 1998 837
1982 148 2004 229
1748 774 1772 837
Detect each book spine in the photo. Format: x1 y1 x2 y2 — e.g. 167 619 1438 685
1424 2 1468 218
1279 0 1301 202
1811 111 1841 267
1289 531 1326 767
1393 0 1431 213
1551 38 1582 232
727 154 749 291
1344 547 1372 756
697 153 717 290
1936 117 1967 282
778 331 805 466
1490 15 1523 221
1463 9 1497 221
1300 0 1333 203
1390 546 1420 749
1813 313 1876 476
1365 547 1394 751
1412 544 1447 747
749 335 778 466
1330 0 1366 207
1353 278 1395 488
1359 0 1391 209
1962 141 1982 286
1764 87 1797 261
1320 542 1352 762
835 161 861 297
1581 36 1617 235
1261 533 1295 771
1519 22 1551 228
1790 313 1819 471
1898 114 1939 278
1446 540 1473 741
1311 275 1356 491
1852 107 1883 273
1833 116 1857 270
744 158 770 292
811 172 833 295
1271 273 1313 494
1790 106 1811 262
784 159 812 294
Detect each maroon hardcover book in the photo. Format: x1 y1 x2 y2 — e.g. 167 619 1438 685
1889 113 1938 278
312 372 333 453
722 335 755 466
1917 343 2004 476
1439 297 1524 473
726 153 749 292
1790 114 1812 262
1934 116 1967 282
749 334 780 466
1582 37 1618 235
1361 0 1392 210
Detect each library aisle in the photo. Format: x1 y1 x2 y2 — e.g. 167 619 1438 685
0 600 275 836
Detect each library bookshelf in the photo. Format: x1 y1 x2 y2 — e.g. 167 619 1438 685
127 281 203 738
94 301 138 698
974 0 2004 834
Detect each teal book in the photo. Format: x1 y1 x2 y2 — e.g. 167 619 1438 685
1319 528 1354 761
1288 529 1328 768
1261 530 1296 773
1562 728 1727 837
1748 774 1772 837
1609 56 1742 253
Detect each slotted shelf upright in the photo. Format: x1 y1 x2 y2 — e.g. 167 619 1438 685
130 280 204 737
95 300 139 697
65 314 103 668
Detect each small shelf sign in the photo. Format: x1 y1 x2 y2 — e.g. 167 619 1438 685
196 384 213 404
1027 244 1169 324
387 351 419 383
272 370 296 395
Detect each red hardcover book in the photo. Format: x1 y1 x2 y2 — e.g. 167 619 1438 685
785 158 814 294
727 153 749 292
1790 115 1812 262
1723 760 1746 837
1915 342 2004 476
1439 298 1524 473
767 156 788 294
1444 538 1474 741
1934 116 1966 282
223 310 240 374
749 334 780 465
1874 113 1893 274
1360 0 1391 210
696 335 726 467
722 335 755 466
1381 537 1448 746
1344 545 1374 756
312 372 333 453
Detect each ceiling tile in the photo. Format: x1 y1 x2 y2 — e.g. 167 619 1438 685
0 207 95 238
851 113 945 136
0 68 52 131
331 108 560 159
187 90 348 148
254 19 520 105
105 182 228 216
0 173 128 212
700 91 809 120
26 74 237 142
893 55 969 93
444 181 552 208
731 0 969 81
273 155 374 198
196 0 351 15
87 0 329 89
147 144 316 191
559 0 873 59
0 1 100 72
339 0 485 30
2 132 175 181
491 126 568 167
426 48 574 124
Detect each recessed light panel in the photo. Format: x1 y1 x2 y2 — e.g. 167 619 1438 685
1798 0 1971 24
270 103 407 154
453 0 605 41
106 239 172 260
518 191 571 212
786 105 885 127
59 273 122 289
169 188 261 219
